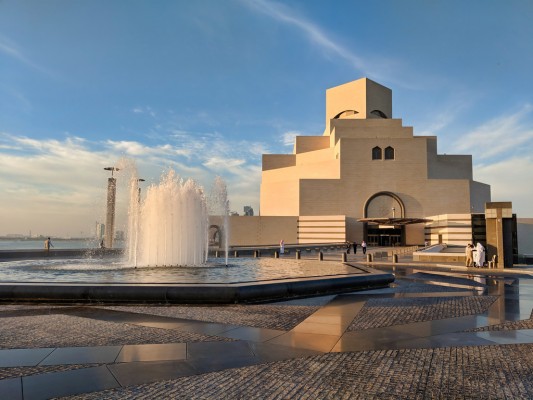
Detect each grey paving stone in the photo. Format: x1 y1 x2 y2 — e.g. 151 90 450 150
61 344 533 400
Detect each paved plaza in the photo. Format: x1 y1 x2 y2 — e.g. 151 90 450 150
1 253 533 399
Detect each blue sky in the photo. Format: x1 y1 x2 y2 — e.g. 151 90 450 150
1 0 532 237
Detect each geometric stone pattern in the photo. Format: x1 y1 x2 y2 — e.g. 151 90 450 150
63 345 533 400
0 314 231 350
348 296 498 331
105 304 321 331
0 364 101 380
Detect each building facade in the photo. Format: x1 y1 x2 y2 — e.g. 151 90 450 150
255 78 491 245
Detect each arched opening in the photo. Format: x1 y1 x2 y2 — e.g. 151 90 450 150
333 110 359 119
209 225 222 247
372 146 382 160
363 192 405 246
370 109 388 118
384 146 395 160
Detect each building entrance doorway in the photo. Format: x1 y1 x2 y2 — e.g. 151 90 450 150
367 226 403 247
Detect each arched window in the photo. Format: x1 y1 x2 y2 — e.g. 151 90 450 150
370 110 387 118
385 146 395 160
372 146 382 160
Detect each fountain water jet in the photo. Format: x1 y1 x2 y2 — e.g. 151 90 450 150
127 170 209 267
208 177 230 265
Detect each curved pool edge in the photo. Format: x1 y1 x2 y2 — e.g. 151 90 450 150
0 271 394 304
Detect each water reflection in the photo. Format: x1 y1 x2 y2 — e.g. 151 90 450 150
0 257 364 284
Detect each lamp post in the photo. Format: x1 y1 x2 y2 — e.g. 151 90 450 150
104 167 120 248
392 207 396 219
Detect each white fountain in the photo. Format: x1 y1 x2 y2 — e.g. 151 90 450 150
208 176 230 265
127 169 209 267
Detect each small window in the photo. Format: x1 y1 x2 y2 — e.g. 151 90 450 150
372 146 382 160
385 146 395 160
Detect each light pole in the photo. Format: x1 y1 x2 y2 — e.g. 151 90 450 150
104 167 120 248
392 207 396 219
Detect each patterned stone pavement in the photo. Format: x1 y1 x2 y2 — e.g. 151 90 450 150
1 267 533 399
66 345 533 400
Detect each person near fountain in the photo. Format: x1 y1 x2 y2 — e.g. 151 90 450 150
279 239 285 254
44 237 53 253
361 240 367 254
465 243 474 267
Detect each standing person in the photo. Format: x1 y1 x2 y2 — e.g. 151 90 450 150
346 241 351 254
465 244 474 267
361 240 367 254
353 241 357 254
44 237 53 253
475 242 486 267
279 239 284 255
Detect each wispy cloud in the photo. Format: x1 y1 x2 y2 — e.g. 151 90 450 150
0 127 267 235
455 104 533 160
131 106 156 118
281 131 299 147
475 155 533 217
244 0 368 73
0 35 53 76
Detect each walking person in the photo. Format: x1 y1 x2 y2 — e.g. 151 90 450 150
353 241 357 254
361 240 367 254
44 237 54 254
346 241 351 254
465 243 474 267
279 239 285 255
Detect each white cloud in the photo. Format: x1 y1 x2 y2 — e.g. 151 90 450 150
281 131 299 146
455 104 533 160
244 0 367 72
475 156 533 218
0 129 267 235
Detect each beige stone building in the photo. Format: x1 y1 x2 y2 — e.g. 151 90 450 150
227 77 491 247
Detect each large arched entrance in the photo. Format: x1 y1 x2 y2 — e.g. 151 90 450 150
362 192 405 246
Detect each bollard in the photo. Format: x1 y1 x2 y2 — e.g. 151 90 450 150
318 251 323 261
367 254 373 262
393 254 398 263
274 251 279 258
342 252 347 262
215 250 220 258
234 251 239 258
295 250 301 259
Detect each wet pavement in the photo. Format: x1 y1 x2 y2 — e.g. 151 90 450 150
1 255 533 399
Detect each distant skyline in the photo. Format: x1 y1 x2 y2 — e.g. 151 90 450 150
1 0 532 237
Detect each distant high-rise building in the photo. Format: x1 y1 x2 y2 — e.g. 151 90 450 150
243 206 254 216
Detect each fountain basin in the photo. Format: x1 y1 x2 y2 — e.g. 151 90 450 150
0 255 394 303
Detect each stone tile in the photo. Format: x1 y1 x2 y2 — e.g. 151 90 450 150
475 330 533 345
179 322 240 336
217 326 285 342
291 321 346 335
115 343 187 363
266 332 340 352
39 346 122 366
22 365 119 400
108 360 196 387
0 348 54 368
187 355 261 374
248 341 323 362
187 340 254 359
0 377 22 400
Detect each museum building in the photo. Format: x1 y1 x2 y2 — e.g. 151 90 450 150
230 78 487 245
